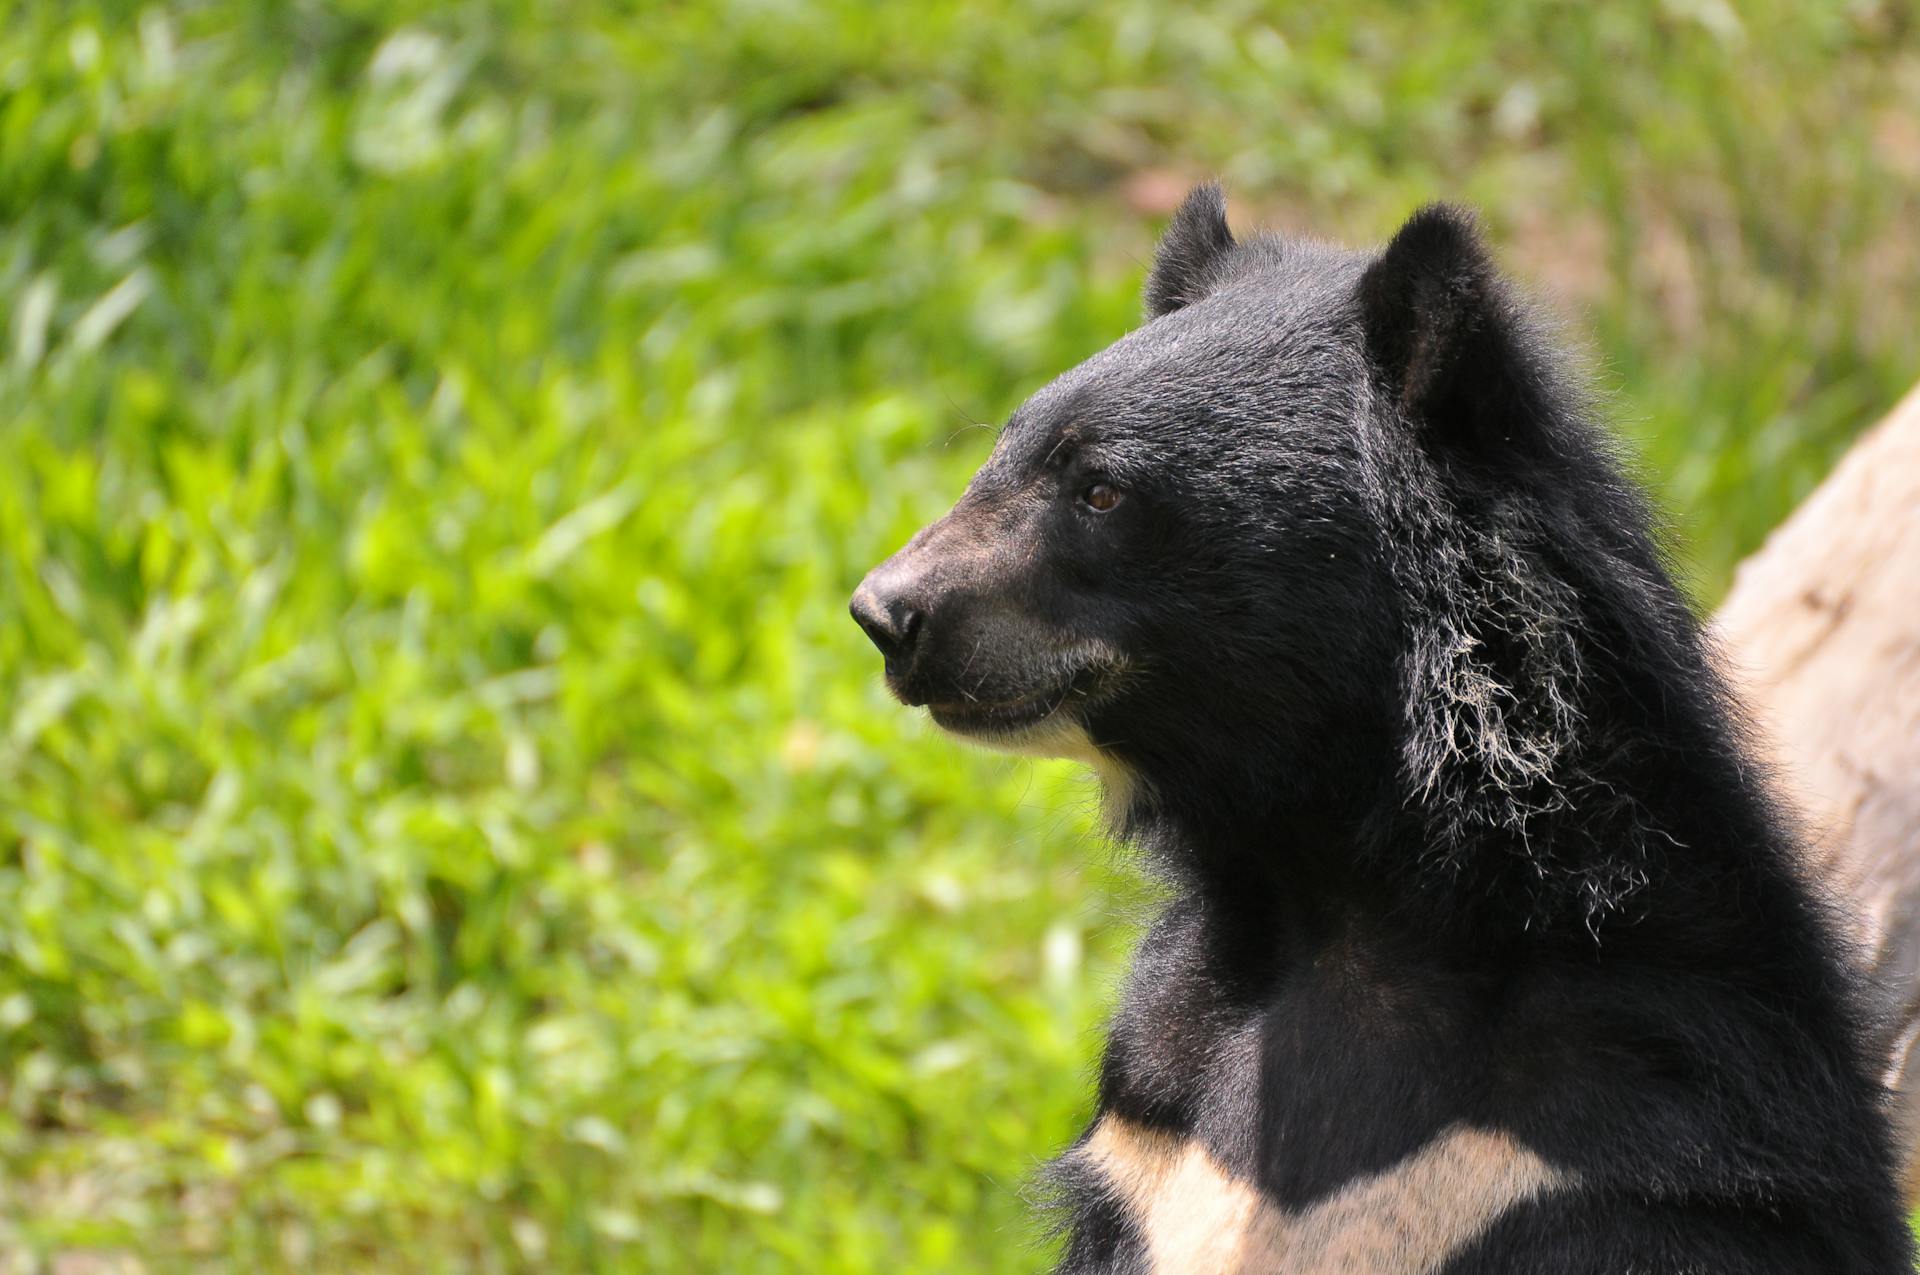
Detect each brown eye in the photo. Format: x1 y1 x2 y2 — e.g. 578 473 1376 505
1081 481 1122 513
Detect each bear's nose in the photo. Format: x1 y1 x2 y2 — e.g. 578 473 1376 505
850 574 924 669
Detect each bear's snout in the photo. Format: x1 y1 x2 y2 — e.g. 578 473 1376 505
851 505 997 701
850 565 925 679
852 489 1123 748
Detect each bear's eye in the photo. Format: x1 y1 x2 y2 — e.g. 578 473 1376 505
1081 481 1123 513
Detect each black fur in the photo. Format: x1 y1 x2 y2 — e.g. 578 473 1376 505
853 193 1912 1271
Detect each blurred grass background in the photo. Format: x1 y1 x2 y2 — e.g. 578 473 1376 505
0 1 1917 1271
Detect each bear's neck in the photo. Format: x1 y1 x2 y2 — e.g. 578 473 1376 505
1114 674 1791 962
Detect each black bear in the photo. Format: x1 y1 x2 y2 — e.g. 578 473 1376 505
851 187 1913 1272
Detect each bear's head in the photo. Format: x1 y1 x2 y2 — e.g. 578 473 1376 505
853 187 1698 916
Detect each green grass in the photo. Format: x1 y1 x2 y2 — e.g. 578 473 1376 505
0 2 1916 1270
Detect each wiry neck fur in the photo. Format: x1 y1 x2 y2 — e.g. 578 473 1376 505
1361 372 1762 940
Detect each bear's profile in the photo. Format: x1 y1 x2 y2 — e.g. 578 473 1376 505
851 188 1912 1272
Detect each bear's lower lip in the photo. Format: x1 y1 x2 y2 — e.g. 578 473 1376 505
926 692 1062 734
924 668 1106 736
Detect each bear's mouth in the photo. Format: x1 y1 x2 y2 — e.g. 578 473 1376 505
924 664 1111 738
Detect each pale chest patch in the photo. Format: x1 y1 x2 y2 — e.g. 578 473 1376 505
1074 1116 1573 1274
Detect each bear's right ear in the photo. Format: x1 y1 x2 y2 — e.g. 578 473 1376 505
1359 204 1534 447
1144 183 1236 318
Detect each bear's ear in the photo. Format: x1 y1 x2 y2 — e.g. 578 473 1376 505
1359 204 1528 445
1144 183 1236 318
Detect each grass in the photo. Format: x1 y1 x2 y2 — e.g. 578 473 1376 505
0 2 1915 1270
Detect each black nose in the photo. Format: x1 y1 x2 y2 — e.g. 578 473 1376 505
850 581 923 666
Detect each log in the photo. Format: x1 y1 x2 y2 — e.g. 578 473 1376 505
1713 379 1920 1198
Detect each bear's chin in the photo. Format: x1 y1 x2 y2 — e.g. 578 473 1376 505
930 710 1137 821
929 707 1090 756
